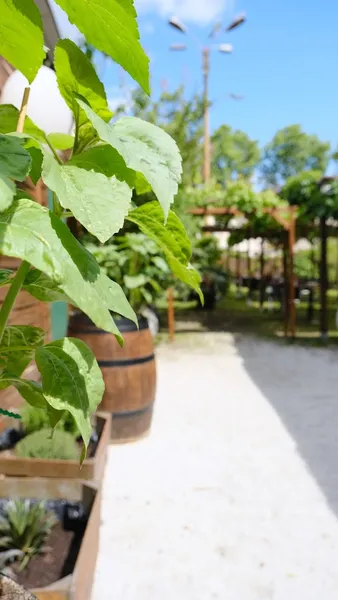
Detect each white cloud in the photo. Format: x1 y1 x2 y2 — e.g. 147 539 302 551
135 0 234 25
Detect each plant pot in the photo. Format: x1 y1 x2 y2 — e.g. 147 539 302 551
68 310 157 443
0 483 100 600
0 413 110 500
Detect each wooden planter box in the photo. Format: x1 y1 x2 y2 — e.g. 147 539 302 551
0 482 100 600
0 413 111 500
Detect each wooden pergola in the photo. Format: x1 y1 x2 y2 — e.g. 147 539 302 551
188 205 298 338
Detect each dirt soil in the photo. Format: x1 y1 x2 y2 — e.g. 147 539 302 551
15 522 76 589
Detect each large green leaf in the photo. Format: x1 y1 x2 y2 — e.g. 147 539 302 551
0 198 136 340
35 337 105 460
0 325 45 388
42 153 132 243
26 145 43 185
55 40 112 152
0 134 32 209
23 269 69 303
78 99 182 218
0 0 44 83
0 106 45 143
53 0 149 94
127 202 202 300
0 134 32 181
69 145 135 187
0 176 15 211
0 375 45 408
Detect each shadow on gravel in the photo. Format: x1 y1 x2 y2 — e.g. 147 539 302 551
234 335 338 520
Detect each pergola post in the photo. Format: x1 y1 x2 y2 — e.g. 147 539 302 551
259 239 265 310
319 215 328 340
288 206 296 339
283 234 289 337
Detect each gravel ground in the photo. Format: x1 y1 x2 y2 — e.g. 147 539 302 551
92 333 338 600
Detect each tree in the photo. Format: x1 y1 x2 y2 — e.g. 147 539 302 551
261 125 330 187
211 125 260 185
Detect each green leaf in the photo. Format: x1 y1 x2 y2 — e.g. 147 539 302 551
0 0 45 83
77 100 182 218
53 0 150 94
0 198 136 338
0 176 16 211
35 338 105 458
0 134 32 181
47 133 74 151
23 269 69 303
134 172 152 195
26 146 43 185
54 40 112 152
69 145 135 187
127 202 202 300
42 153 133 243
0 325 45 387
0 269 14 286
0 375 46 408
0 105 46 143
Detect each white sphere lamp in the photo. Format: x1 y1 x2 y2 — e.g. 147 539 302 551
0 66 73 135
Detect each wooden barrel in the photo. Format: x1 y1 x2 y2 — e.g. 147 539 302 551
68 311 157 443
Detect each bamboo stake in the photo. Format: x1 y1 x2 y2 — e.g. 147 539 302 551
17 87 30 133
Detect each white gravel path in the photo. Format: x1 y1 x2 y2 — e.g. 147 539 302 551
92 333 338 600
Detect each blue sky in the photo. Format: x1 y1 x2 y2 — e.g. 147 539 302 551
51 0 338 153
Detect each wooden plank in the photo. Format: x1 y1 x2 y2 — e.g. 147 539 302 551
72 484 101 600
92 413 111 483
0 477 82 501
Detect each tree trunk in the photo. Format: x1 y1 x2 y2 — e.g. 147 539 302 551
319 216 328 340
0 574 37 600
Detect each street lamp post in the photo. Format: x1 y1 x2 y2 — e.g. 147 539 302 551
168 13 246 185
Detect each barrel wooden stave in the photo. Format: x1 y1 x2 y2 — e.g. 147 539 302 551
68 312 156 442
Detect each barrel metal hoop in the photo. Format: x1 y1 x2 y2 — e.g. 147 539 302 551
112 403 154 419
98 353 155 368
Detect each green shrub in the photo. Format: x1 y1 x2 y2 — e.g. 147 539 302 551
15 429 79 461
0 500 56 570
21 405 79 437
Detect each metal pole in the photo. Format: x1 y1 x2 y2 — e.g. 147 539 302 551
202 47 211 184
288 206 296 339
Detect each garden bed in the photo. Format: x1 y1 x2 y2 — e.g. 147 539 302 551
0 483 99 600
0 413 110 500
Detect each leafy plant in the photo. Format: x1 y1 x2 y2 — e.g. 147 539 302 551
87 233 171 313
0 499 57 570
15 429 79 461
20 404 79 437
0 0 201 460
